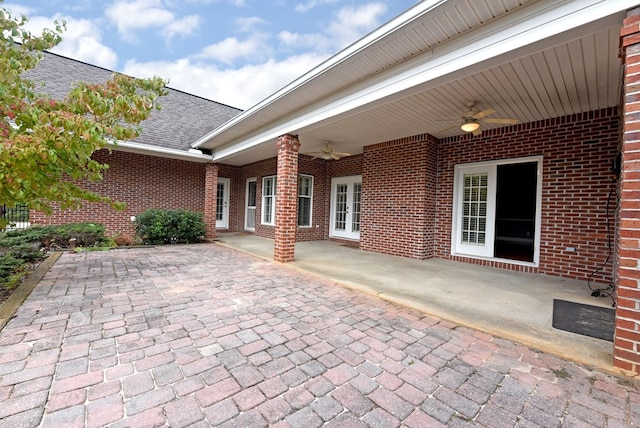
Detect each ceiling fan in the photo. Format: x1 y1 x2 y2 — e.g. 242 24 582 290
307 142 351 160
439 101 518 136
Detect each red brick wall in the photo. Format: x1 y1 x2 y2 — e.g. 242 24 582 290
237 155 330 241
298 156 330 241
361 135 438 259
30 150 207 237
437 108 619 281
615 9 640 374
238 158 278 239
327 154 364 178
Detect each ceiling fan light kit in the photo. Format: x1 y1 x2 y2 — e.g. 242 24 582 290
438 101 518 136
460 120 480 133
307 142 351 160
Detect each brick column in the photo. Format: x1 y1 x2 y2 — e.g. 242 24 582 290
274 134 300 262
616 8 640 374
204 163 219 239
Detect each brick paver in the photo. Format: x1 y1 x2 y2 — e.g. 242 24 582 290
0 244 638 427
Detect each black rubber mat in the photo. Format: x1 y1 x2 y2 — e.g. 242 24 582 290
552 299 615 342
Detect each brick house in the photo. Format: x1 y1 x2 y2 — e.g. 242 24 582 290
23 1 640 374
23 51 242 237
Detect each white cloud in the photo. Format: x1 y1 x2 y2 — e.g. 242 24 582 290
235 16 266 33
278 30 329 52
195 34 271 65
278 3 389 54
122 2 391 109
1 6 118 70
48 17 118 69
327 3 388 49
0 3 34 17
294 0 338 13
164 14 200 40
123 52 328 109
105 0 199 43
106 0 173 40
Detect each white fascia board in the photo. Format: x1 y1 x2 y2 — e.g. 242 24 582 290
110 140 213 162
192 0 448 149
212 0 632 162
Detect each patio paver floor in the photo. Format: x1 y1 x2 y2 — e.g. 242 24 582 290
0 244 638 427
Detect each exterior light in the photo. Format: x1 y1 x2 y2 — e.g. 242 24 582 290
460 120 480 133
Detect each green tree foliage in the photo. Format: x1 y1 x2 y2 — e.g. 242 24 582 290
0 4 168 229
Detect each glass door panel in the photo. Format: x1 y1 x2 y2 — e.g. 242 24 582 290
330 176 362 240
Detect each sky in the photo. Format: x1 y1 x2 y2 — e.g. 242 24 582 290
3 0 419 109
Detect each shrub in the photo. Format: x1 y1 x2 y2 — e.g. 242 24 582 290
0 223 107 287
135 209 205 245
0 223 106 249
0 253 24 283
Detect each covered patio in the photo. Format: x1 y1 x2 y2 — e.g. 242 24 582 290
216 233 618 375
191 1 640 373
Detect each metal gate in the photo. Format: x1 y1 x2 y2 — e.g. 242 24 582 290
1 204 30 230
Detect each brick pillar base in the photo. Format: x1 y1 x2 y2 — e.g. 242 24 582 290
615 8 640 374
204 164 219 239
274 134 300 262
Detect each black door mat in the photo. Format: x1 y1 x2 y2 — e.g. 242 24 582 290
552 299 615 342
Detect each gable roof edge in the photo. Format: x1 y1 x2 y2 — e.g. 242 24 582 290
191 0 448 149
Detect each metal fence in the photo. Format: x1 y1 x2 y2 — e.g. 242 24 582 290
1 204 30 230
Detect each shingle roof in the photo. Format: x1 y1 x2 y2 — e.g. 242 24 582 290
23 51 242 152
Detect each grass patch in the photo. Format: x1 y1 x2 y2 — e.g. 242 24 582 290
551 367 571 379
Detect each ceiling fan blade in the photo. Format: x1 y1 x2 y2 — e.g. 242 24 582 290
436 124 459 134
483 118 518 125
331 153 341 160
472 128 482 136
332 151 351 157
306 152 324 160
473 108 495 120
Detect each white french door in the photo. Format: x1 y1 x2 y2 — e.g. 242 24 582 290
216 178 230 229
245 178 257 231
452 156 542 265
330 175 362 240
454 167 497 258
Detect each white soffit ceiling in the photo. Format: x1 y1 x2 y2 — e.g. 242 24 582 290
200 0 629 166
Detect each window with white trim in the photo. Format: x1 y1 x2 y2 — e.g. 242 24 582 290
262 176 276 225
298 175 313 227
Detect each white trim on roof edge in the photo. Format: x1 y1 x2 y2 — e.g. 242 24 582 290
191 0 447 149
111 140 213 162
198 0 632 162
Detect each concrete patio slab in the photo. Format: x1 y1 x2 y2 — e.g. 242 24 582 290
216 233 617 375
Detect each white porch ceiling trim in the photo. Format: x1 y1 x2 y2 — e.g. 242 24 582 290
202 0 630 163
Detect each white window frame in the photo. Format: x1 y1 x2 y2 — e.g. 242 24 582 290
298 175 313 227
261 175 277 226
245 177 257 231
451 156 543 266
